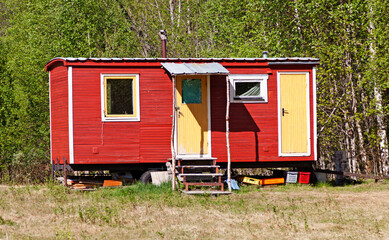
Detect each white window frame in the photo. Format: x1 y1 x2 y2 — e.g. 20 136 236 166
101 73 140 122
229 74 269 103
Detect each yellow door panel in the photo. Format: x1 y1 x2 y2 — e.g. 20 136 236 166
280 73 308 154
177 75 208 155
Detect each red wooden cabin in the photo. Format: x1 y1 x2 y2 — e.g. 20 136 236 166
46 57 319 177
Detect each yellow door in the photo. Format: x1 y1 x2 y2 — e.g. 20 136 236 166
280 73 309 154
176 75 208 155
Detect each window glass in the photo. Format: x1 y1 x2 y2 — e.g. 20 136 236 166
235 82 261 97
229 74 268 103
182 79 201 104
106 78 133 115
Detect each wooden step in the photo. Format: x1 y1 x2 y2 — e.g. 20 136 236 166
167 156 217 161
181 190 232 195
179 173 223 177
184 182 224 187
169 156 224 192
182 182 224 191
180 176 219 182
179 161 215 166
177 165 220 169
177 165 220 174
176 156 217 160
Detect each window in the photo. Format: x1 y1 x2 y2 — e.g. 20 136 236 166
229 74 268 103
101 74 140 121
182 79 202 104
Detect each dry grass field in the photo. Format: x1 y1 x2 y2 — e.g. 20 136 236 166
0 181 389 240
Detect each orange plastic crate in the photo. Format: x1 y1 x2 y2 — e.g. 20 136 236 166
262 178 285 185
298 172 311 184
103 180 123 187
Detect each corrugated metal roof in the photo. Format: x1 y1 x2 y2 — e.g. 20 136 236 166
48 57 320 62
161 62 229 75
45 57 320 71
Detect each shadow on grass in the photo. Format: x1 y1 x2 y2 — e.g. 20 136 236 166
313 178 365 187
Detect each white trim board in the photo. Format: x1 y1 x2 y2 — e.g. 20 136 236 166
174 76 178 156
277 72 311 157
174 75 212 158
68 67 74 164
207 75 212 157
313 67 317 161
49 71 53 164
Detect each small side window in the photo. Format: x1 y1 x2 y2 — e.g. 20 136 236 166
101 74 140 121
229 74 268 103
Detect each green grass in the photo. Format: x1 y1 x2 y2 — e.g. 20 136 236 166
1 181 389 239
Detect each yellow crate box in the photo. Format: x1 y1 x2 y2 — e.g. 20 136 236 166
236 176 262 185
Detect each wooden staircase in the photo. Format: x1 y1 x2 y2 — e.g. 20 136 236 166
176 157 229 194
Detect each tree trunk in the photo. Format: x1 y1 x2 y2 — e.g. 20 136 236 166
369 4 388 175
350 78 367 172
345 119 357 173
169 0 175 27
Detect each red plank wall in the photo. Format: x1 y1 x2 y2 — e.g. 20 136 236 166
72 67 172 164
49 60 315 166
50 66 69 164
211 65 315 163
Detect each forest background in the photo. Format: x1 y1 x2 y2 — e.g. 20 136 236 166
0 0 388 183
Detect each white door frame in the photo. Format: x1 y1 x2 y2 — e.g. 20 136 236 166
174 75 212 159
277 72 311 157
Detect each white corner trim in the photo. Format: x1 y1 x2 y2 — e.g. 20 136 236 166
277 72 282 156
100 73 140 122
207 75 212 156
49 71 53 164
68 67 74 164
228 74 269 103
277 72 311 157
313 67 317 161
173 76 178 156
306 72 311 157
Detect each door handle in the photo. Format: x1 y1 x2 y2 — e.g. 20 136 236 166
282 108 288 116
175 106 181 117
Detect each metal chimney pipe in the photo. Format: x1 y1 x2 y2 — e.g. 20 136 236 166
159 30 167 58
262 51 268 58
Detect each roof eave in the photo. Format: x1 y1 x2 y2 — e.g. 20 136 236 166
45 57 320 71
